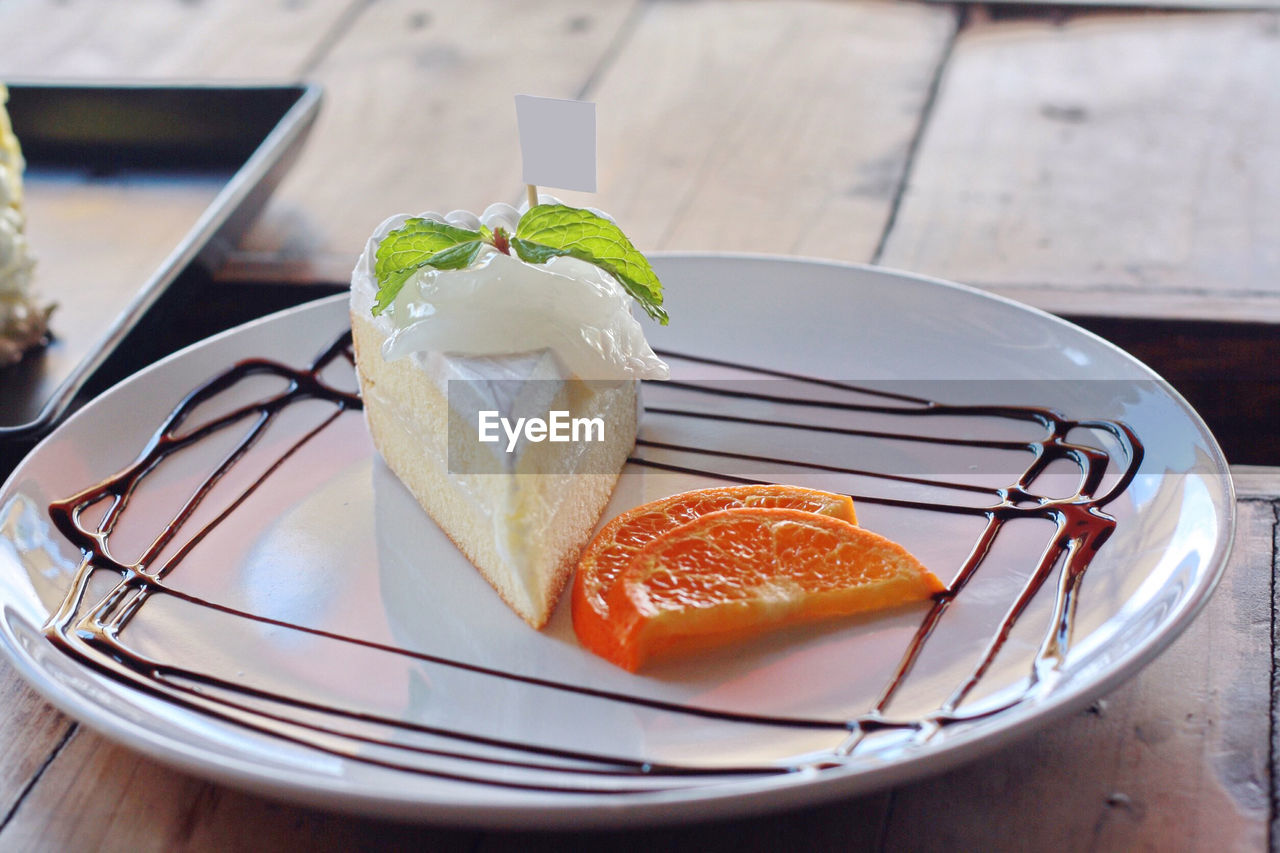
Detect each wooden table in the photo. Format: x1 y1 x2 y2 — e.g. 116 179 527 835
2 1 1277 849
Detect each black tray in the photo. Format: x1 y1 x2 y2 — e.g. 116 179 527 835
0 82 321 438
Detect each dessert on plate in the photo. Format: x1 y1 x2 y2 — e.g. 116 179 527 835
351 195 942 664
350 199 668 628
0 83 51 367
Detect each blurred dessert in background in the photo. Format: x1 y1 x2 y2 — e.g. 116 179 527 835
0 83 51 367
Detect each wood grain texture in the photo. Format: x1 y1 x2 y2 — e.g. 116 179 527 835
229 0 956 282
878 12 1280 323
0 661 72 828
1272 499 1280 853
475 793 891 853
990 285 1280 324
0 0 359 79
547 0 956 259
235 0 641 274
0 731 479 852
877 498 1275 852
1234 466 1280 500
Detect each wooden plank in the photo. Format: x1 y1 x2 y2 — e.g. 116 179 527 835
546 0 956 259
1233 466 1280 500
878 498 1274 851
235 0 643 276
878 12 1280 324
0 0 358 79
1272 500 1280 853
231 0 957 281
991 284 1280 325
0 660 72 827
476 793 891 853
0 729 478 851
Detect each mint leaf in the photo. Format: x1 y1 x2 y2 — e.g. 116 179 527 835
515 204 667 324
372 219 483 315
373 240 484 314
375 219 480 280
510 237 570 265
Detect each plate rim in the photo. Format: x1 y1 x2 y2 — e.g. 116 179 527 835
0 254 1237 828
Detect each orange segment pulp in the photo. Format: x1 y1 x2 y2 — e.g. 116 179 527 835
572 485 855 663
589 507 944 671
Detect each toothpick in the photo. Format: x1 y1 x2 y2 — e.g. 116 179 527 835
526 184 539 210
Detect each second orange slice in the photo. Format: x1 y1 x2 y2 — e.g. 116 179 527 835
598 508 944 671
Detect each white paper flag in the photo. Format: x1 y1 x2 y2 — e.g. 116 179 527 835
514 94 596 193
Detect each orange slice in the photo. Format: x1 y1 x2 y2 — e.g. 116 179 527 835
572 485 855 662
589 507 944 671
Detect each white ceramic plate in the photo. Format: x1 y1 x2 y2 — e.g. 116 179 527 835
0 256 1233 828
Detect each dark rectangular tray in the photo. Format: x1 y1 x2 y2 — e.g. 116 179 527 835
0 82 321 438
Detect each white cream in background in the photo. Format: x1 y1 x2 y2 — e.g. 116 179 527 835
0 84 47 367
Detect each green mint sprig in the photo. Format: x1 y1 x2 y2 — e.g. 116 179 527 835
370 204 667 324
371 220 485 314
513 205 666 324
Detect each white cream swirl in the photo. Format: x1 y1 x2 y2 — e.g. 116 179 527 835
350 201 669 381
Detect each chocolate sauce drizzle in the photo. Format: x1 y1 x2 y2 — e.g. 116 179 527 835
41 332 1143 794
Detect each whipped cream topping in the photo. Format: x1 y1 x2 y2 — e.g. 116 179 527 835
350 201 669 382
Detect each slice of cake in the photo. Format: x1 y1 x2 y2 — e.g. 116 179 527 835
350 201 668 628
0 83 50 367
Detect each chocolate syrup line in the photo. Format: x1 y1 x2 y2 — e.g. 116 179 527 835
153 409 345 583
50 336 360 580
655 380 1081 431
626 457 1002 517
941 530 1070 711
146 581 856 730
51 342 359 645
873 517 1003 711
631 374 1140 731
646 360 1146 513
633 438 1002 497
1032 536 1086 684
634 415 1136 519
40 330 1145 791
652 349 934 406
644 406 1036 453
47 623 698 795
61 566 848 792
654 350 1124 441
74 596 789 782
70 539 690 792
1073 419 1144 508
